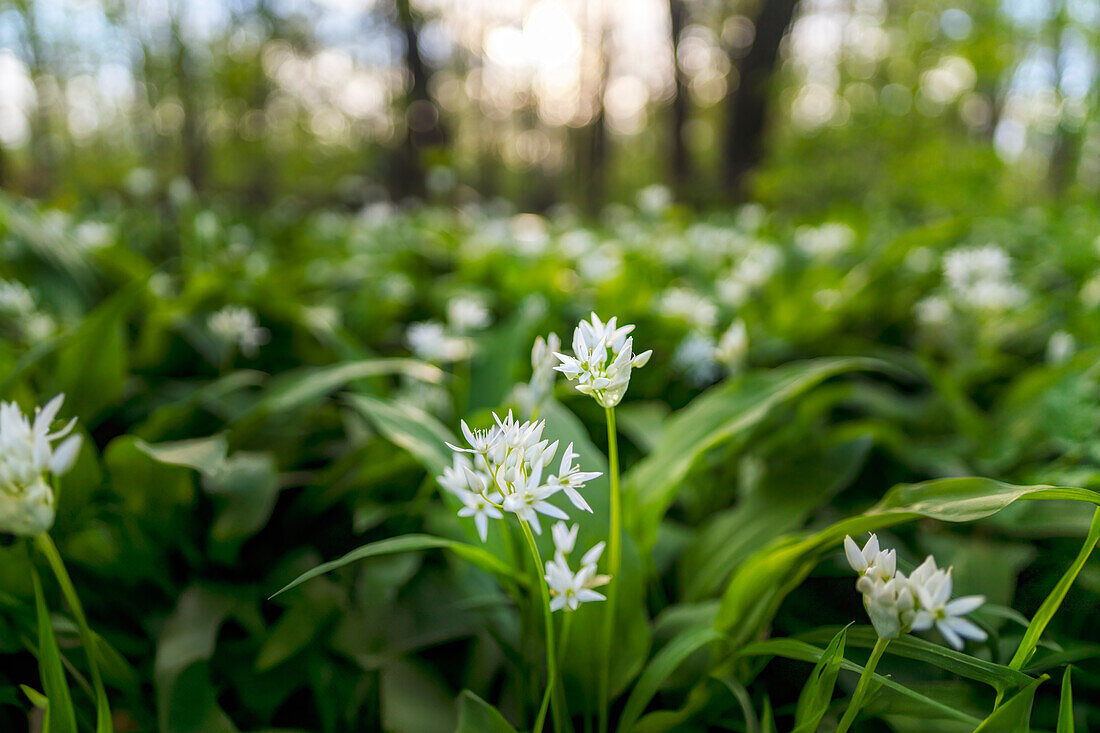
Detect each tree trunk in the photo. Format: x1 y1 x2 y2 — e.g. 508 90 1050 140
723 0 801 196
16 0 54 198
171 12 205 194
668 0 690 198
393 0 446 199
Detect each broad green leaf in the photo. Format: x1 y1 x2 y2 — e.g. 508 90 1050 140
136 435 229 474
31 565 77 733
625 358 889 549
799 627 1032 693
270 534 521 599
715 479 1100 654
737 638 982 726
466 297 542 412
1008 508 1100 670
454 690 518 733
344 393 455 476
792 626 847 733
973 675 1046 733
615 626 725 733
1057 666 1073 733
155 586 238 733
240 358 444 420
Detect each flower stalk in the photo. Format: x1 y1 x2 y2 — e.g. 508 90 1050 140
519 519 561 733
598 406 619 733
836 637 889 733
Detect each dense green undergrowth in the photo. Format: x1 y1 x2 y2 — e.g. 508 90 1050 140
2 191 1100 731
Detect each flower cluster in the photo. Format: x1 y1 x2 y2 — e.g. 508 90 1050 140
517 333 561 415
439 411 600 540
0 395 82 537
941 245 1028 312
209 306 270 359
554 313 652 408
844 534 987 649
544 522 609 612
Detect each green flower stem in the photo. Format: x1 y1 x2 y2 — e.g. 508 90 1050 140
836 636 889 733
519 519 561 733
598 406 620 733
34 533 113 733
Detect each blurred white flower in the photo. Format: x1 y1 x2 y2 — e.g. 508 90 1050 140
637 184 673 215
0 395 82 537
942 245 1027 311
406 320 470 362
209 306 270 359
554 313 652 408
447 296 491 332
1046 330 1076 366
914 296 952 327
672 332 721 387
715 319 749 369
795 222 855 259
0 280 35 316
658 288 718 330
519 333 561 414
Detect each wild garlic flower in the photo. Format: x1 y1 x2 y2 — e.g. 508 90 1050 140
941 245 1028 312
209 306 270 358
545 521 609 612
406 320 471 363
554 313 652 408
0 280 36 316
439 412 600 538
843 534 986 649
447 296 491 333
715 319 749 370
0 395 82 537
517 333 561 415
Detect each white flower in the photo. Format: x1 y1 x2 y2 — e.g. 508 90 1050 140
500 460 569 535
795 222 855 259
941 245 1027 311
437 453 474 496
914 296 952 327
0 395 82 537
545 442 600 513
673 332 721 387
637 184 672 215
406 320 471 362
554 313 652 408
843 536 986 649
209 306 270 358
447 296 491 332
907 561 987 650
456 486 504 542
657 288 718 330
545 522 609 612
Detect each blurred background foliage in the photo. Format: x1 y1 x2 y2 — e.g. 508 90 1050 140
3 0 1100 732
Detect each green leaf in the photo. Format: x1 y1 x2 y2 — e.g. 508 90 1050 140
270 534 521 599
136 435 229 474
466 298 542 412
973 675 1046 733
615 626 725 733
31 564 77 733
454 690 518 733
1008 508 1100 670
241 358 444 420
792 626 847 733
1057 666 1073 733
799 627 1033 693
738 638 981 726
713 677 760 733
625 358 889 549
344 393 456 476
155 586 239 733
715 479 1100 652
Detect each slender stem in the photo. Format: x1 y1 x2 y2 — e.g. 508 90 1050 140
598 407 620 733
519 519 560 733
836 637 889 733
558 611 573 669
35 533 112 732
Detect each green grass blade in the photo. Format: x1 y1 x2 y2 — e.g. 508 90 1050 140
792 626 847 732
31 561 77 733
454 690 518 733
615 626 725 733
1057 666 1074 733
974 675 1047 733
1009 508 1100 670
270 533 522 598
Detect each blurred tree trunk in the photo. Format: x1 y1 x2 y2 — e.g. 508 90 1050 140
16 0 54 197
722 0 800 197
393 0 446 199
171 8 206 194
668 0 690 198
580 26 610 214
